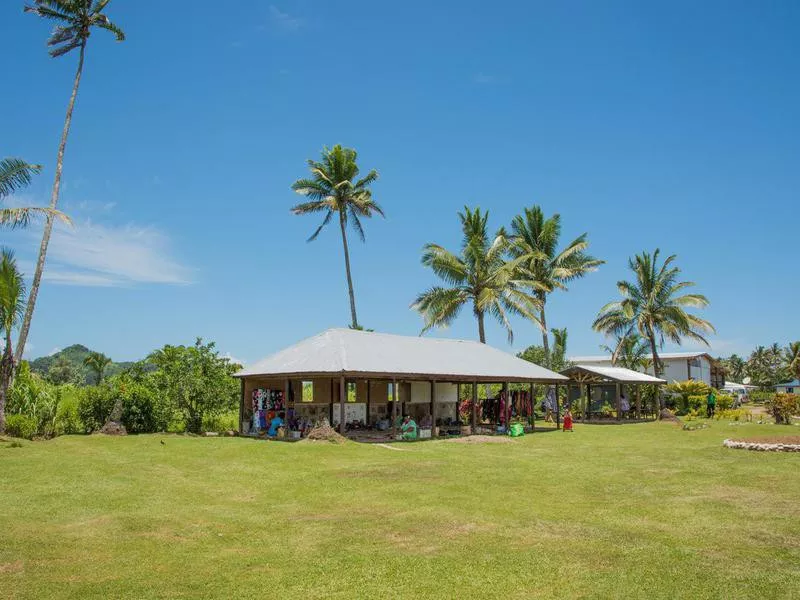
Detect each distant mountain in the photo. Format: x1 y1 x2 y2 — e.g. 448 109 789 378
29 344 137 385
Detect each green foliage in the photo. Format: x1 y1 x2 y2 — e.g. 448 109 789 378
77 384 115 432
764 393 800 425
7 362 62 437
749 390 776 404
593 249 714 381
202 410 238 433
744 344 786 389
5 413 37 439
53 388 81 435
148 339 239 434
666 380 711 415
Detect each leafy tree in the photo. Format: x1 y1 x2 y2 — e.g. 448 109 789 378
83 351 111 384
508 206 602 360
784 341 800 384
518 328 571 371
18 0 125 364
0 250 26 432
412 207 540 344
291 145 383 330
746 344 785 389
46 355 82 386
148 339 239 433
719 353 747 383
0 158 70 229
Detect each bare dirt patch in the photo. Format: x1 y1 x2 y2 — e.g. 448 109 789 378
731 435 800 445
443 435 515 444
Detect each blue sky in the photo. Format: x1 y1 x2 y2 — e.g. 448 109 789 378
1 0 798 364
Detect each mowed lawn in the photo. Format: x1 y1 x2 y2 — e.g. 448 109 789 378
1 422 799 599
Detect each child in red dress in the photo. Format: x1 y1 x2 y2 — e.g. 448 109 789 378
563 409 573 432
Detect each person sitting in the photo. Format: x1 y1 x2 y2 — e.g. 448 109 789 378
419 412 433 429
400 415 418 440
268 412 285 437
376 415 390 431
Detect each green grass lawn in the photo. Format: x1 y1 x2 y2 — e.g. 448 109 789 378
1 421 799 599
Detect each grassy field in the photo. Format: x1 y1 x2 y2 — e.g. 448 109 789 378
1 421 799 599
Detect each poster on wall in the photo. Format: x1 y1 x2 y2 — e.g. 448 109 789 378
331 403 366 425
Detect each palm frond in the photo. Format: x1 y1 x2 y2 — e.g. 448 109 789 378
0 158 42 198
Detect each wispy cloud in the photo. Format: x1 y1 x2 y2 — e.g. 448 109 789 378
269 5 304 32
15 221 194 288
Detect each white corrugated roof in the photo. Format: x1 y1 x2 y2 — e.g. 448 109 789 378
236 328 568 382
563 364 666 384
570 351 717 363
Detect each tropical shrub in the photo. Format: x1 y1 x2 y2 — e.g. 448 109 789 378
53 387 82 435
666 380 711 415
7 362 65 437
5 414 37 439
202 410 238 432
764 393 800 424
749 390 775 404
77 384 116 432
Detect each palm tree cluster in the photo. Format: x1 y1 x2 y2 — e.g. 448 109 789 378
412 205 602 352
720 343 800 389
83 351 112 384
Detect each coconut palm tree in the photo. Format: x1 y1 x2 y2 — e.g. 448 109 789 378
18 0 125 363
0 158 70 229
720 353 747 383
0 250 27 432
593 249 714 390
601 332 650 371
412 206 541 344
508 206 603 360
291 145 382 330
83 351 112 384
783 341 800 384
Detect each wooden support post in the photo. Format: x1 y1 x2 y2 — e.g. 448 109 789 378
329 379 334 424
502 382 509 430
391 379 398 439
339 376 346 435
529 382 535 431
636 385 641 420
471 381 477 430
430 380 436 434
239 378 245 434
584 384 590 422
615 382 621 422
555 385 561 429
366 379 371 426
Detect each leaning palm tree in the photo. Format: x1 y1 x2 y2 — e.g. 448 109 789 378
593 249 714 391
18 0 125 363
412 206 541 344
0 158 70 229
601 332 650 371
83 351 112 384
784 342 800 384
0 250 27 433
508 206 603 360
291 145 382 330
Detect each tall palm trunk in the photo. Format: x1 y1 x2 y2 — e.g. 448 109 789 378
476 309 486 344
647 331 663 416
0 334 13 433
16 42 87 364
338 208 359 329
538 293 549 364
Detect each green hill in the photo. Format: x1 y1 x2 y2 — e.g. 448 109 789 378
29 344 136 385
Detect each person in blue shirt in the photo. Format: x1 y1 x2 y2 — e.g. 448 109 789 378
268 412 285 437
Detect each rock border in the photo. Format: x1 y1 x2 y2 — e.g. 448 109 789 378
723 439 800 452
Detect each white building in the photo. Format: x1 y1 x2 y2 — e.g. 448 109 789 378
569 351 725 388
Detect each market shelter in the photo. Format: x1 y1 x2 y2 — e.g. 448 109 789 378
560 364 666 421
234 328 568 439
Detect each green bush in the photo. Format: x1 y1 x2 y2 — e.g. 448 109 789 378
77 385 116 432
716 394 734 411
764 394 799 424
749 390 776 404
54 389 82 435
5 414 38 440
202 410 238 432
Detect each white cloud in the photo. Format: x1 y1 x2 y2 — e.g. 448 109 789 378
269 5 303 31
222 352 244 366
14 220 194 288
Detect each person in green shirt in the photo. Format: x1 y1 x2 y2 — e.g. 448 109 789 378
706 390 716 418
400 415 418 440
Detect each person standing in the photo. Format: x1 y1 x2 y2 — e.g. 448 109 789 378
563 409 574 432
706 390 717 418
